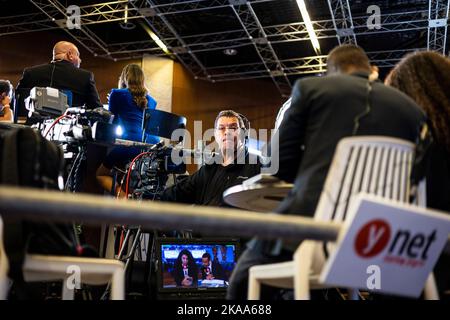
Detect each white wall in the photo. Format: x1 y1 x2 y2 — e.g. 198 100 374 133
142 55 174 113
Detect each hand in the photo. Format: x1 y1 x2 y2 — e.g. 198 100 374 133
181 276 193 287
115 186 127 199
1 95 10 107
206 274 214 280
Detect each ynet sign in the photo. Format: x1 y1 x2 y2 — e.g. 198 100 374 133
320 194 450 298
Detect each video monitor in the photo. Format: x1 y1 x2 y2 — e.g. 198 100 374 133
157 238 240 294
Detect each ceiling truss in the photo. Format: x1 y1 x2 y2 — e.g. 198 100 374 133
2 0 447 96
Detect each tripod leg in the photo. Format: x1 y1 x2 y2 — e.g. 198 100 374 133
124 228 142 272
117 228 133 260
145 230 158 299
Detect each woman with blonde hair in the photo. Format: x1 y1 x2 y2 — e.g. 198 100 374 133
96 64 158 195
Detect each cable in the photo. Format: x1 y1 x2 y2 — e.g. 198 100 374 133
125 152 153 198
123 142 164 198
352 79 373 136
49 61 56 88
43 114 71 138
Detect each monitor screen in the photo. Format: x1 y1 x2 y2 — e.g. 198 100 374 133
157 238 240 293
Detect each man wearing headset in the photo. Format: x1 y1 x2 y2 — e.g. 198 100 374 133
227 44 426 300
161 109 260 207
15 41 102 121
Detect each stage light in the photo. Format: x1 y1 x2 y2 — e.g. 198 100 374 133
223 48 238 56
296 0 321 54
115 125 123 137
139 21 170 54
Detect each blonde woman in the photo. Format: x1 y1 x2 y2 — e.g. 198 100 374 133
96 64 158 195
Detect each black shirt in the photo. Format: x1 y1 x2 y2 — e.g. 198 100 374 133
161 158 261 207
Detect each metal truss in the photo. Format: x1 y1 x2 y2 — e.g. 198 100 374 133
327 0 356 45
231 1 292 96
149 0 276 15
427 0 450 54
29 0 110 56
109 10 428 56
0 12 58 36
1 1 434 93
129 0 209 79
205 48 425 82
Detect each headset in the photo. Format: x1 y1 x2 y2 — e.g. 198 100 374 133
237 112 250 146
352 77 374 136
49 60 58 88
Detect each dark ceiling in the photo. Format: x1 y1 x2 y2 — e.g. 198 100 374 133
0 0 447 96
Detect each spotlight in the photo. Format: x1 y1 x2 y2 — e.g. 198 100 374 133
115 125 123 137
223 48 238 56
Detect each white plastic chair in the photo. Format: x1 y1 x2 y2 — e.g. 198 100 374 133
0 217 125 300
22 254 125 300
248 136 439 300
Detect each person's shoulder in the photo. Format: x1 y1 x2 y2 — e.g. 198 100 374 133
110 88 130 96
292 74 334 92
24 63 52 73
76 66 95 77
378 84 425 118
146 94 157 108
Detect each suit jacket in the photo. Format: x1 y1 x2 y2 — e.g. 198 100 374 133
272 73 425 216
108 88 158 143
201 261 228 281
271 72 426 218
173 264 198 287
16 60 102 111
248 72 426 255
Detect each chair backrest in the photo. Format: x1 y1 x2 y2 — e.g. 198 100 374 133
314 136 415 222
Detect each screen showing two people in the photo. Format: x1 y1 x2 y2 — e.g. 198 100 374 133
161 243 237 289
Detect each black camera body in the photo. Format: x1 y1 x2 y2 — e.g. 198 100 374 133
129 146 186 200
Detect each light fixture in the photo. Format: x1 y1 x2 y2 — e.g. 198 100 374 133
120 4 136 30
139 21 170 55
115 125 123 137
223 48 238 56
296 0 321 55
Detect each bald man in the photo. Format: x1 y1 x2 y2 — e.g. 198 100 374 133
15 41 102 120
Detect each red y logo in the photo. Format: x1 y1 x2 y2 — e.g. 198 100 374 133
355 220 391 258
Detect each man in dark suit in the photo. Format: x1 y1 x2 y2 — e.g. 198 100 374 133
227 44 426 300
201 252 228 282
15 41 102 121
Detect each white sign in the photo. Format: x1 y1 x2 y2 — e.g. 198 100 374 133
320 193 450 298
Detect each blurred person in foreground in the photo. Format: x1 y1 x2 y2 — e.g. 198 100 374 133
386 50 450 298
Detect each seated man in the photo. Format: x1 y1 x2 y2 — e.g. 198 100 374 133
227 44 426 300
201 252 227 281
160 110 260 206
15 41 102 122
